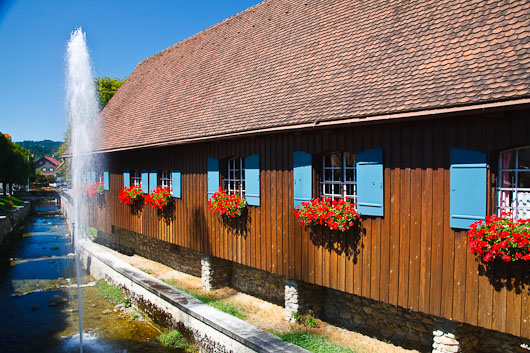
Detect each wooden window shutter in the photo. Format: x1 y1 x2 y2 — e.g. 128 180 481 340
123 171 130 188
103 171 109 190
293 151 312 208
356 148 384 216
172 170 181 198
149 170 157 193
90 171 96 185
245 154 260 206
207 157 219 199
450 148 488 229
141 170 149 193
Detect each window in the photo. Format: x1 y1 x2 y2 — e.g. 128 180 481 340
131 170 141 187
224 157 245 196
50 168 54 171
42 168 46 171
321 152 356 201
159 170 172 190
497 146 530 219
96 171 104 183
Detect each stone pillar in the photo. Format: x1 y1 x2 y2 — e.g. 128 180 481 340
284 278 323 322
433 328 460 353
201 254 232 291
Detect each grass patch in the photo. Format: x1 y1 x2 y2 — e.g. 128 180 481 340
96 279 128 305
139 268 152 274
162 279 246 320
157 330 189 349
277 331 356 353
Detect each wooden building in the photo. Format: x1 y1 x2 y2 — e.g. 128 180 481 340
87 1 530 351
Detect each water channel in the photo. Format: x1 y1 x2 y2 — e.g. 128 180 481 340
0 200 184 352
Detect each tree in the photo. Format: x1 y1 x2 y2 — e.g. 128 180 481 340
0 134 33 195
95 76 126 108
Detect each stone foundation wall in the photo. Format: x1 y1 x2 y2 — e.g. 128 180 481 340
231 263 285 305
323 288 530 353
90 228 202 278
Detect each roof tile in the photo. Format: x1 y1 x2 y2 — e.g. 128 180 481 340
98 0 530 151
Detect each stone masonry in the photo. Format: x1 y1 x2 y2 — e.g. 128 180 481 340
433 329 460 353
231 263 285 305
201 254 232 291
285 278 324 322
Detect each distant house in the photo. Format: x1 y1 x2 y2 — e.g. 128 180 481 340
35 156 59 176
85 1 530 352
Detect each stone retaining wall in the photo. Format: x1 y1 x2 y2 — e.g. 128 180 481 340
80 240 308 353
0 201 32 250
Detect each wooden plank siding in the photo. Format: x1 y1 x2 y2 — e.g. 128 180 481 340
90 108 530 339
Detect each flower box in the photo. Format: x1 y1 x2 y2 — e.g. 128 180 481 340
207 187 246 218
119 185 144 205
469 212 530 263
144 186 172 210
86 181 104 199
295 197 360 232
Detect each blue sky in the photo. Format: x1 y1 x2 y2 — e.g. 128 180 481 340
0 0 261 142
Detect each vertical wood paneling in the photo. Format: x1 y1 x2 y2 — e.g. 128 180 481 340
398 125 411 308
94 110 530 340
409 123 422 311
441 122 455 318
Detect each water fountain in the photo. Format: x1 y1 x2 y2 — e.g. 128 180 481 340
65 27 100 352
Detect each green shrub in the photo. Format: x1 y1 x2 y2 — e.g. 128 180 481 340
291 310 318 328
157 330 189 349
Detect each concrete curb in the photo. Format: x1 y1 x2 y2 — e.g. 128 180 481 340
80 240 308 353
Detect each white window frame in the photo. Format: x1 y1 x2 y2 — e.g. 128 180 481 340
159 170 172 190
321 152 357 202
497 146 530 219
96 171 104 183
225 157 245 196
131 170 141 187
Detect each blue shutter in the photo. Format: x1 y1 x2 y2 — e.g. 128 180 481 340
90 171 96 185
172 170 181 198
207 157 219 199
149 171 157 193
450 148 488 229
123 171 130 188
356 148 384 217
293 151 312 208
141 170 148 193
245 154 260 206
103 171 109 190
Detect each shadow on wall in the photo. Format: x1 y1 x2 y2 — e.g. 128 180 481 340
159 201 176 226
308 223 364 264
478 260 530 294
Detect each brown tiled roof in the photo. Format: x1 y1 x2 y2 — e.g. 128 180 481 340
98 0 530 152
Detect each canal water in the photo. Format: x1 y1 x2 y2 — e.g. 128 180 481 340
0 201 183 353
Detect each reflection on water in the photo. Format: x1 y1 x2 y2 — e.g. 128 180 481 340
0 200 184 352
